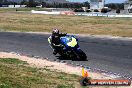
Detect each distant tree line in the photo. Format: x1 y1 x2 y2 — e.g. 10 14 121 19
105 3 124 10
0 0 90 9
0 0 17 6
25 0 90 9
41 2 90 9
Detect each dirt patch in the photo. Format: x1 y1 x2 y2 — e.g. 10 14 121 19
0 52 108 79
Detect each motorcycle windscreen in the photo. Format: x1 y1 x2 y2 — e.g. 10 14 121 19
60 36 77 47
67 37 77 47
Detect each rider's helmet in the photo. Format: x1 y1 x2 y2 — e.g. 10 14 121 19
52 29 59 35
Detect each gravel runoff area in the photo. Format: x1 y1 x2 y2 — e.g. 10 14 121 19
0 52 131 88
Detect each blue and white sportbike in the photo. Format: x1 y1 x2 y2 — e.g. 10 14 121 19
48 35 87 61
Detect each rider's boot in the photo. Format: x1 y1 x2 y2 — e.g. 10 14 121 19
53 49 57 55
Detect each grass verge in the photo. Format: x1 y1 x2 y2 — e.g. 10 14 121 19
0 58 81 88
0 8 50 12
0 10 132 37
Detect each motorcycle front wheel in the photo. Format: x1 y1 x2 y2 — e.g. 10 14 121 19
76 49 87 61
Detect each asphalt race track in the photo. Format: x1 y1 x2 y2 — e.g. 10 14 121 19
0 32 132 79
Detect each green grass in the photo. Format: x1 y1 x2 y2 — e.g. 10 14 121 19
0 58 81 88
0 9 132 37
0 58 27 65
0 8 51 12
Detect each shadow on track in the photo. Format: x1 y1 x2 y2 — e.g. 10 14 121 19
55 55 88 61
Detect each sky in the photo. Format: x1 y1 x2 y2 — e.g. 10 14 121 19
68 0 127 4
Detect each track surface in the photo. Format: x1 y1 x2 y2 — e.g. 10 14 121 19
0 32 132 78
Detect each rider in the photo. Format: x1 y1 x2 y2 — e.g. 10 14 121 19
50 29 67 55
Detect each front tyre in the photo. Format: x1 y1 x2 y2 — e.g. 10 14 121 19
77 49 87 61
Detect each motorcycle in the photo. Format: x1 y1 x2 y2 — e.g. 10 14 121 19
48 35 87 61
